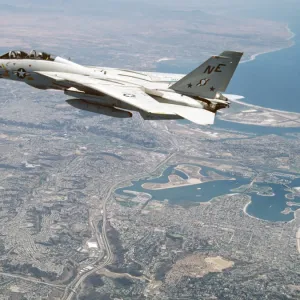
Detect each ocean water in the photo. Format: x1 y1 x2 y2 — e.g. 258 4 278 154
157 20 300 135
225 26 300 113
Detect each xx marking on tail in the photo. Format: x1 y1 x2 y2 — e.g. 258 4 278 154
196 78 210 86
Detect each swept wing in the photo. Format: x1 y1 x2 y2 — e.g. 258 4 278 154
36 71 169 114
36 71 215 125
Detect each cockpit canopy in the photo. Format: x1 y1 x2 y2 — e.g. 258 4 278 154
0 50 55 61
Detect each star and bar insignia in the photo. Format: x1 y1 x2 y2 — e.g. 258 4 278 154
13 68 30 79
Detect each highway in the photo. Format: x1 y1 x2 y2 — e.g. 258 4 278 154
0 271 65 290
297 229 300 254
62 151 177 300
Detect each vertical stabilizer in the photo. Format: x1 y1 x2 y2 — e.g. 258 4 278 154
170 51 243 99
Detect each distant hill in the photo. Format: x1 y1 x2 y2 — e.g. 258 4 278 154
0 0 210 19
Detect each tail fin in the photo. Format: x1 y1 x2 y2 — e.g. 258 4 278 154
170 51 243 99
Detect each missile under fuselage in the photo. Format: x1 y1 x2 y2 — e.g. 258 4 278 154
66 99 132 118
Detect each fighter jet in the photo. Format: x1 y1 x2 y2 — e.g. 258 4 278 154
0 49 243 125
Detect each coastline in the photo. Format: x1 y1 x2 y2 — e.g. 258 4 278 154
241 24 296 64
243 200 262 221
222 96 300 118
286 24 296 41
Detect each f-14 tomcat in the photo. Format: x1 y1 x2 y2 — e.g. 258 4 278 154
0 49 243 125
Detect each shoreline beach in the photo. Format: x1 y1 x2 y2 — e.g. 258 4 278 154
241 24 296 64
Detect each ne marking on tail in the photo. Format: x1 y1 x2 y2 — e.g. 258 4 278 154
204 63 226 74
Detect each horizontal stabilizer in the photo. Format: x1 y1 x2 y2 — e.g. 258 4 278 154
223 94 244 100
165 104 215 125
